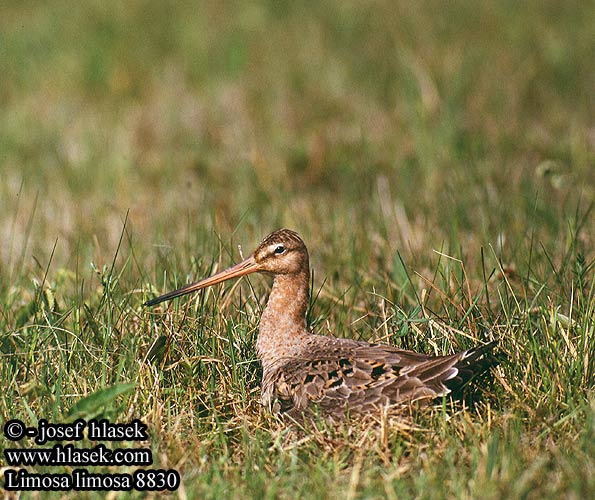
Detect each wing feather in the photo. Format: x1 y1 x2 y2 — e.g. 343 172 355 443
265 337 498 418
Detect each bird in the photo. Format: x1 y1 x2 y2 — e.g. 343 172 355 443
145 229 498 421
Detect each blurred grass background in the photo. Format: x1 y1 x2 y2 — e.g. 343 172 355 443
1 0 595 498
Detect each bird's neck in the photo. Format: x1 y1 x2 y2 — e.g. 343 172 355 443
257 269 310 368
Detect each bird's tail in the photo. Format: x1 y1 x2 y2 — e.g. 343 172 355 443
446 340 500 394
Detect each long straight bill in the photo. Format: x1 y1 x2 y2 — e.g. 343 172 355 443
144 255 259 306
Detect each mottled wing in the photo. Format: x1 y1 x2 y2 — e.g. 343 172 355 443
271 340 497 418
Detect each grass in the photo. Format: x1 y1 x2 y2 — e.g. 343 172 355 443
1 0 595 498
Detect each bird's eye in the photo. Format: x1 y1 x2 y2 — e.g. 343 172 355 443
274 245 286 254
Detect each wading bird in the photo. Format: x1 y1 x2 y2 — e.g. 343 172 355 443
145 229 497 420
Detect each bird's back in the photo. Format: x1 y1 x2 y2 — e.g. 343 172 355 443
262 335 498 420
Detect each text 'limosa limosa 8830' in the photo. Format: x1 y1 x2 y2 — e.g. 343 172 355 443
145 229 497 420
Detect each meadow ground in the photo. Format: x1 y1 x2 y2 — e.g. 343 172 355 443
1 1 595 498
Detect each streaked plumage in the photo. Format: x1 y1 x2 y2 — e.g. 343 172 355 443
146 229 497 420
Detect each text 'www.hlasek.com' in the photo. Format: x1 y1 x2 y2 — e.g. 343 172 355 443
3 418 180 492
